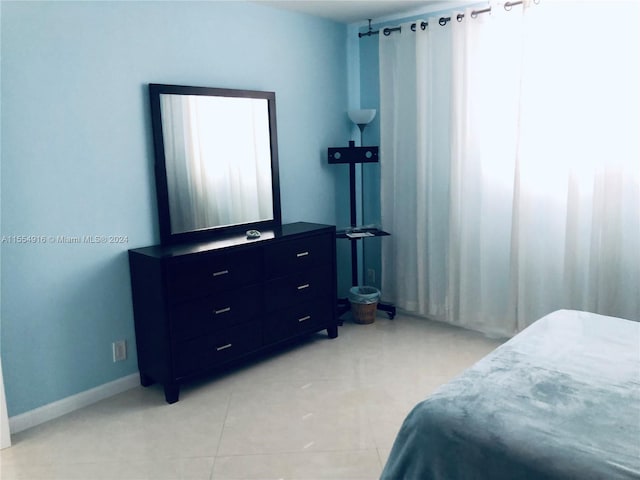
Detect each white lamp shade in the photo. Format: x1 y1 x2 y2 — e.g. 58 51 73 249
348 109 376 125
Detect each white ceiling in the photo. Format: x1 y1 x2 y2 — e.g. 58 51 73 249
255 1 453 24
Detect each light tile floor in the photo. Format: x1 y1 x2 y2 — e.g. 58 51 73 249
0 313 504 480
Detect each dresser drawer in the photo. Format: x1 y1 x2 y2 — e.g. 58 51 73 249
264 233 332 278
265 265 332 312
200 321 262 369
173 320 262 378
264 298 333 344
167 247 263 301
171 284 263 342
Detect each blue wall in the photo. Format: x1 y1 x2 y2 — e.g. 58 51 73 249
1 1 348 416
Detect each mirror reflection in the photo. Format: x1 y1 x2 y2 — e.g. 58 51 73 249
159 93 275 235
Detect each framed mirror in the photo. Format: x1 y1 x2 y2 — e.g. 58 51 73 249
149 84 282 245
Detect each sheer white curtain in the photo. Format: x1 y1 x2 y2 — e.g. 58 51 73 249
380 20 451 320
509 1 640 330
448 5 524 335
380 1 640 336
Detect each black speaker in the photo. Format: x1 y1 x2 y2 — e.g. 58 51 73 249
328 141 379 164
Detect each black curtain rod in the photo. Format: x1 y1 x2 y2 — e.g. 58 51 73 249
358 0 532 38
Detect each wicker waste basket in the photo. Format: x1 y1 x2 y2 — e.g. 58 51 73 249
349 286 381 324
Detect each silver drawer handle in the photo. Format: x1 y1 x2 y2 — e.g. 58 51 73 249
296 251 309 257
216 343 232 351
214 307 231 315
212 269 229 277
297 283 310 290
298 315 311 323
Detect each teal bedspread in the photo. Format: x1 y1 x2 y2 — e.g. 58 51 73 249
381 310 640 480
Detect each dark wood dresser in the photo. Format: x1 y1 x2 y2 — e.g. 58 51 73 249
128 222 338 403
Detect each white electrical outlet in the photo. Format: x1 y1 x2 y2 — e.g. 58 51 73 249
112 340 127 362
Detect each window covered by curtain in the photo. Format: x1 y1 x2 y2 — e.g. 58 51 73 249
379 1 640 336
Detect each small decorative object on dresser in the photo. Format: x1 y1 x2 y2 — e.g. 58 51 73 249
129 222 337 404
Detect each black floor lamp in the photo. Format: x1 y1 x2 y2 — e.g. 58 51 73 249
328 109 396 320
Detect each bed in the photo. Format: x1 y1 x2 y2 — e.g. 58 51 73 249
381 310 640 480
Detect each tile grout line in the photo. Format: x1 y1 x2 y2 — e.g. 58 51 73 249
210 446 382 458
209 388 234 480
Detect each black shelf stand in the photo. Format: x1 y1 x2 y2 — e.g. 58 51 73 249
329 141 396 320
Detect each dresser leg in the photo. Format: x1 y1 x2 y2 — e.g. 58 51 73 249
327 325 338 339
140 372 154 387
164 384 180 404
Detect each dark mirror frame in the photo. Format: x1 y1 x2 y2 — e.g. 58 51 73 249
149 83 282 245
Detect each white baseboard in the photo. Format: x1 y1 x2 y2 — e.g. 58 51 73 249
1 359 11 449
9 373 140 434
